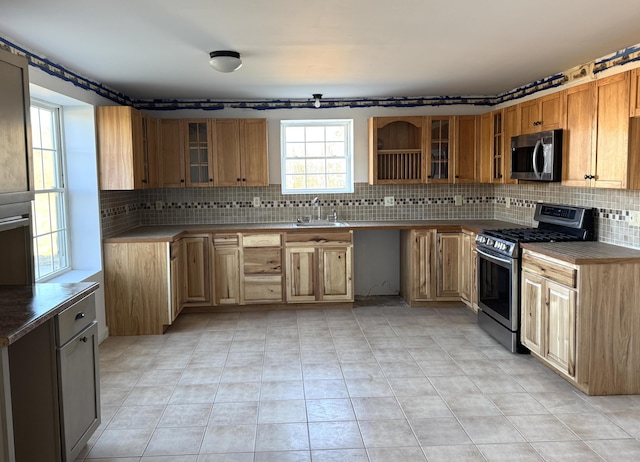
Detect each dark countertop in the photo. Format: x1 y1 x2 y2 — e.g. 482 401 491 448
0 282 99 346
103 219 520 243
521 241 640 265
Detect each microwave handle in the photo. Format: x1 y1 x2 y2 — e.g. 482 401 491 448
532 139 543 179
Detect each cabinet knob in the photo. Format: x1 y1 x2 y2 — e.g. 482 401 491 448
455 175 460 178
209 178 213 182
75 312 85 320
242 178 246 182
79 336 88 343
427 175 432 179
180 179 185 183
236 178 241 182
142 179 147 184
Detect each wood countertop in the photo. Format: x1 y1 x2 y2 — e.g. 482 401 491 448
103 219 520 243
0 282 98 346
521 241 640 265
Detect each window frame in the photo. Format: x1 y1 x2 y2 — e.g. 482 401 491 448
30 99 71 281
280 119 354 194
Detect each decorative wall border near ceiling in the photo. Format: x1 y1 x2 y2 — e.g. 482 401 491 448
2 35 639 111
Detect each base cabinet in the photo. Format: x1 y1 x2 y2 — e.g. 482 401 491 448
285 231 354 303
213 234 241 305
521 248 640 395
182 235 212 306
242 233 284 304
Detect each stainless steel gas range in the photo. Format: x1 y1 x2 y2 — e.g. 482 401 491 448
475 203 595 352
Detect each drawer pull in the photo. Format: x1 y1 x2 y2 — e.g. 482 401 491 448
75 312 85 320
80 336 88 343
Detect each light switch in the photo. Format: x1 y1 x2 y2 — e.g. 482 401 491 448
454 195 462 207
155 201 163 210
384 196 394 206
253 197 261 207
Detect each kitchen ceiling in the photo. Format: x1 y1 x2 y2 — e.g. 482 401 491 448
2 0 640 102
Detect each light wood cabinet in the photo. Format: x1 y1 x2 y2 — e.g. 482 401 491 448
170 239 184 322
426 117 453 183
478 112 492 183
0 48 32 203
214 118 269 187
563 72 640 189
368 117 425 184
285 231 354 303
502 104 519 184
96 106 159 190
460 230 477 310
159 119 186 188
521 248 640 395
242 233 284 303
104 241 176 335
518 92 564 134
213 234 241 305
436 232 461 299
630 67 640 117
182 234 212 306
184 120 214 187
454 115 478 183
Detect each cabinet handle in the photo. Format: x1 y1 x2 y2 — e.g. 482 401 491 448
75 312 85 320
584 174 589 180
142 179 147 184
79 336 88 343
427 175 432 179
180 179 185 183
455 175 460 178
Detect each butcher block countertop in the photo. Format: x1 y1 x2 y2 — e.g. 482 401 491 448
521 241 640 265
104 219 520 243
0 282 98 346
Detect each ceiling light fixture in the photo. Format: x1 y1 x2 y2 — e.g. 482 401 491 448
312 93 322 108
209 50 242 73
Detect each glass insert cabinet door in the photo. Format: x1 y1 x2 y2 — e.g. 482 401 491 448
186 121 213 186
428 117 450 181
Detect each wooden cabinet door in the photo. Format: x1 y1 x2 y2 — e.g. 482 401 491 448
0 48 32 199
454 115 477 183
413 230 436 301
562 82 595 187
185 120 214 187
437 233 461 299
593 72 630 189
159 119 185 188
182 235 211 305
491 110 504 182
426 117 452 183
630 68 640 117
460 233 472 303
519 99 540 135
540 92 564 131
170 239 184 321
214 119 242 186
214 246 241 305
545 281 576 377
240 119 269 186
286 247 317 302
142 114 159 188
521 270 545 356
319 246 353 302
502 105 519 184
478 112 492 183
471 247 479 310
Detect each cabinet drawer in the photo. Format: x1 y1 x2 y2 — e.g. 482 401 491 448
214 234 240 247
244 275 283 302
522 252 576 288
244 248 282 274
243 233 282 247
286 231 352 246
56 294 96 347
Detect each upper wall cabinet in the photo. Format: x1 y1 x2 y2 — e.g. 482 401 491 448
426 117 453 183
184 119 214 187
0 48 33 204
453 115 478 183
159 119 186 188
214 118 269 187
97 106 159 190
368 117 425 184
630 68 640 117
518 92 564 134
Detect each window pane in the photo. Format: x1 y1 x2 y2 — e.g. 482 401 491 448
41 150 59 189
286 126 305 142
306 175 326 189
286 175 306 190
286 159 305 174
286 143 306 158
33 148 44 190
327 174 346 189
306 142 325 158
305 126 325 142
49 192 66 231
326 126 344 142
327 159 346 173
306 159 325 174
326 142 344 157
30 107 42 148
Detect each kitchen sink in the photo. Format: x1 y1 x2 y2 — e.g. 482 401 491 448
295 220 349 227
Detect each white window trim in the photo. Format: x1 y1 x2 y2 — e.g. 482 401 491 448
280 119 354 194
31 99 71 281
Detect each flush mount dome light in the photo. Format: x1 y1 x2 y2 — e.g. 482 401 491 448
209 50 242 73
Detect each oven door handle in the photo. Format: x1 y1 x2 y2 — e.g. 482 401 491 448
477 247 514 266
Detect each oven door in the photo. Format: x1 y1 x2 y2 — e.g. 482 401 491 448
477 247 519 331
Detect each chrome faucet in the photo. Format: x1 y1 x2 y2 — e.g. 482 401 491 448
312 196 321 221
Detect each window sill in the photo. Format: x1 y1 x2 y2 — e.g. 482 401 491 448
43 269 101 284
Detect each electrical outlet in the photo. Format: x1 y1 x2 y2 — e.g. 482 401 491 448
252 197 261 207
630 211 640 228
505 197 511 208
155 201 163 210
454 195 462 207
384 196 394 206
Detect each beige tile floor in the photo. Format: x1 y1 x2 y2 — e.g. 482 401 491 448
77 297 640 461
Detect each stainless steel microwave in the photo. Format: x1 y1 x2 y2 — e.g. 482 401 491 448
510 129 563 181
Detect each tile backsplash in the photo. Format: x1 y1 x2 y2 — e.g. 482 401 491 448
100 182 640 249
